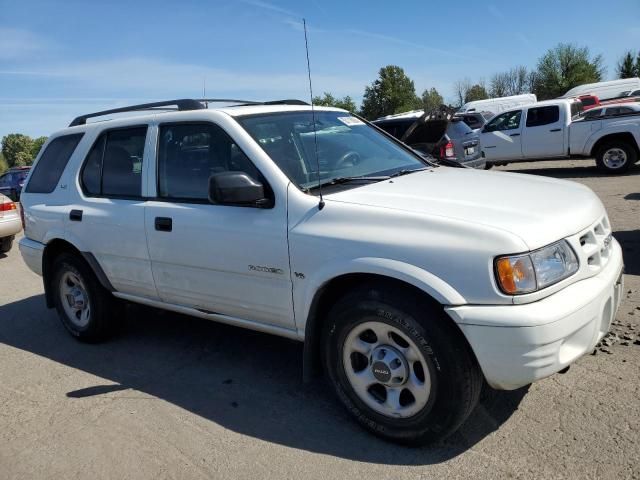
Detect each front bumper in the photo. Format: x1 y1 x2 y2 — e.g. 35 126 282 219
19 237 44 276
446 239 624 390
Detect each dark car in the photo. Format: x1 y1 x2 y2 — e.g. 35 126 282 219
0 166 31 201
373 111 485 168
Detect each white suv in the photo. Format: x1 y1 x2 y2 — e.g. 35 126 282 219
19 99 624 445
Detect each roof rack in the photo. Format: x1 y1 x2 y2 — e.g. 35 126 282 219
69 98 310 127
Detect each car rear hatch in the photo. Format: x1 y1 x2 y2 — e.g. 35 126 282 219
400 114 449 156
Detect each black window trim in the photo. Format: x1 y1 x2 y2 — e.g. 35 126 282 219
24 133 85 194
79 124 148 201
154 120 275 208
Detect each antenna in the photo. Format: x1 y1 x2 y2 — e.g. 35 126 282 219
203 78 208 108
303 18 324 210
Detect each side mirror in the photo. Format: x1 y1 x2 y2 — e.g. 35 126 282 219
208 171 271 208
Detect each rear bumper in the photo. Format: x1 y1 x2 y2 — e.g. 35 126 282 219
446 240 624 390
0 216 22 238
19 237 44 276
459 156 486 169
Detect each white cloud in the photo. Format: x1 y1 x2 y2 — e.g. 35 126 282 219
236 0 299 18
0 27 50 60
0 57 367 99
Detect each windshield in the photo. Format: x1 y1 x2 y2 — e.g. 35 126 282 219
237 111 428 191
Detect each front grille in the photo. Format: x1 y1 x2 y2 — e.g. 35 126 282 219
575 216 612 272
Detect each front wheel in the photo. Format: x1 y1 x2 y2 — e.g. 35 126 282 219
596 141 636 174
323 285 482 445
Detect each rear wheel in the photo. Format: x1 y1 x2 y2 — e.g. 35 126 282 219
596 141 636 174
323 284 482 445
0 235 14 253
51 253 120 342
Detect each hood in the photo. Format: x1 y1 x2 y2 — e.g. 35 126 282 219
325 167 604 250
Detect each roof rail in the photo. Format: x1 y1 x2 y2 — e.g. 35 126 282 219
69 98 310 127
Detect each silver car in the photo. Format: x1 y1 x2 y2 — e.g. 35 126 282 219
373 112 485 168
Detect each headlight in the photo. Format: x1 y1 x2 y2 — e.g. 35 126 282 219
495 240 579 295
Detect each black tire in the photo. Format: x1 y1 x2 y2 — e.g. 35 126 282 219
484 163 493 170
51 252 120 342
0 235 14 253
322 284 482 445
595 141 636 174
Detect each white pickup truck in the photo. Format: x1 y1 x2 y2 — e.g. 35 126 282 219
480 99 640 173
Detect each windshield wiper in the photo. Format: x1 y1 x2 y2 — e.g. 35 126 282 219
308 175 391 191
389 168 428 178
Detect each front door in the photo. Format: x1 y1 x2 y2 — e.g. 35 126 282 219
480 110 523 161
144 122 294 329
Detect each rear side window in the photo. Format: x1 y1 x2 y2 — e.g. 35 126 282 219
81 127 147 198
526 106 560 127
580 97 596 106
584 109 603 120
25 134 83 194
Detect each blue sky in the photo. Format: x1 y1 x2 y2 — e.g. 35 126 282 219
1 0 639 140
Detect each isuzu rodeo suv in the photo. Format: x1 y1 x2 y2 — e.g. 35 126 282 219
19 99 624 444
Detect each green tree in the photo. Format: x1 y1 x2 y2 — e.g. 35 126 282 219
0 151 8 175
421 87 444 112
360 65 422 119
465 84 489 103
534 43 605 100
312 92 357 111
31 136 48 158
617 51 637 78
1 134 34 168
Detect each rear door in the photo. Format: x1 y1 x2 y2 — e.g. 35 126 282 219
65 126 158 299
521 105 565 158
480 110 523 161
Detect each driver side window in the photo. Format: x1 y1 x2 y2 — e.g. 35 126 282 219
485 110 522 132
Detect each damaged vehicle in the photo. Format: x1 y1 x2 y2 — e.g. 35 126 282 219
373 109 485 168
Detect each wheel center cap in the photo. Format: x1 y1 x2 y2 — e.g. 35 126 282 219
371 361 392 382
370 345 409 386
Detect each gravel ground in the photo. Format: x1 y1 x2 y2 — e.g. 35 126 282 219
0 158 638 479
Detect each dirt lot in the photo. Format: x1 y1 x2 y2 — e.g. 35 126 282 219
0 159 639 479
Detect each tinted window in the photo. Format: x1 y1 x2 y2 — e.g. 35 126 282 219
580 97 596 106
526 106 560 127
447 120 473 137
618 107 635 114
158 123 260 201
81 127 146 197
484 110 522 131
25 134 83 194
583 109 603 120
631 90 640 96
461 115 482 129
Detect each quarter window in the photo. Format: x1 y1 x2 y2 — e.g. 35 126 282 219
81 127 147 198
157 123 262 201
25 134 84 194
525 106 560 127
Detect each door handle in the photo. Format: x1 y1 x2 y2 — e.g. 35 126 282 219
155 217 172 232
69 209 83 222
549 128 561 132
509 133 521 137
